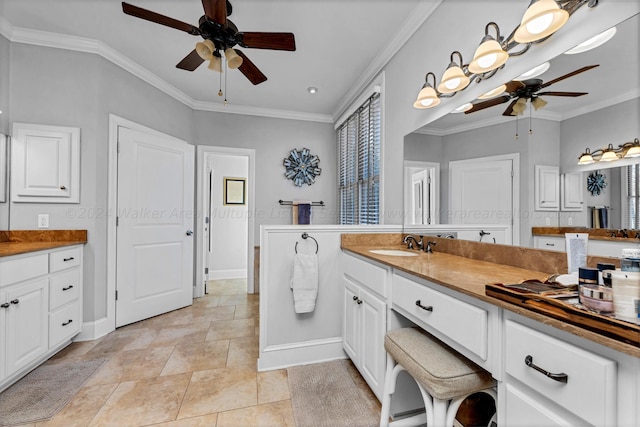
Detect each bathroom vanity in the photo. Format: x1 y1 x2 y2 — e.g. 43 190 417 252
341 233 639 426
0 230 86 392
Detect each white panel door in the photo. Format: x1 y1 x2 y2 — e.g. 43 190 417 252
450 158 513 226
535 165 560 211
116 127 194 327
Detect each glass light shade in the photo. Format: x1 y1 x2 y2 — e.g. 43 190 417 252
600 145 618 162
478 84 506 99
565 27 617 55
515 62 550 80
196 39 216 60
225 48 243 69
514 0 569 43
414 85 440 109
468 38 508 74
531 97 547 110
437 65 470 94
512 97 528 115
624 144 640 158
578 151 595 165
452 103 473 113
207 56 222 72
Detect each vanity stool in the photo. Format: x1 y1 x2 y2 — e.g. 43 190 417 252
380 327 497 427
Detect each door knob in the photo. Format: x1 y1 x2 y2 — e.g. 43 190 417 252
186 230 193 236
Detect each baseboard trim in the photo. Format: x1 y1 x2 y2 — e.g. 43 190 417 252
210 269 247 280
76 317 112 341
258 337 346 371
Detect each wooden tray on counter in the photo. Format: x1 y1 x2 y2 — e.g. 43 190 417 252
486 283 640 348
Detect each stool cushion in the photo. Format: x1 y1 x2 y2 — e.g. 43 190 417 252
385 327 495 400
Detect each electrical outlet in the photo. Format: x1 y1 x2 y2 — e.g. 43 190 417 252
568 217 573 226
545 217 551 226
37 214 49 229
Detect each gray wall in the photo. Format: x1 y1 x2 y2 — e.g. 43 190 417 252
1 34 10 229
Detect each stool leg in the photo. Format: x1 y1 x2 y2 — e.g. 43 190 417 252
431 398 448 427
444 387 498 427
380 353 397 427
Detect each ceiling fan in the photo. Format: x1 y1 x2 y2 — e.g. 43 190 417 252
121 0 296 85
465 64 599 116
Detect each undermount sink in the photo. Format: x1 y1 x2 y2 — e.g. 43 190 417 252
368 249 419 257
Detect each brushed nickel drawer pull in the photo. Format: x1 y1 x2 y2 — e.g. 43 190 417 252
62 285 74 291
63 257 75 262
525 355 568 383
62 319 73 326
415 300 433 312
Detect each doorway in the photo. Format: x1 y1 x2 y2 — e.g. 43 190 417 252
196 146 255 298
404 161 440 225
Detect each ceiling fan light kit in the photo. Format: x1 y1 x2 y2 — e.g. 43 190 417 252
578 138 640 164
412 0 601 110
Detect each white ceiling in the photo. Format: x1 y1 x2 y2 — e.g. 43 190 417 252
0 0 428 122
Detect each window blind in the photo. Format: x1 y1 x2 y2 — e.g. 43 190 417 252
623 164 640 228
337 92 381 224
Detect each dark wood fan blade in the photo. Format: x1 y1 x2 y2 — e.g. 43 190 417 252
235 50 267 85
540 64 599 88
176 49 205 71
237 32 296 51
505 80 526 93
202 0 227 26
465 95 512 114
122 2 199 34
537 91 588 97
502 99 519 116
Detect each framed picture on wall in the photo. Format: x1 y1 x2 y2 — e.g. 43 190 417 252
223 177 246 205
0 134 6 202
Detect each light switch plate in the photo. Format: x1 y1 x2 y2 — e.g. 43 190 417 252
38 214 49 229
545 217 551 226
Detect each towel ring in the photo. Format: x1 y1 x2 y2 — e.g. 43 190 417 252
295 232 319 254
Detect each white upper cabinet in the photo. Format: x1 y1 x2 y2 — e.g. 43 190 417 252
534 165 559 211
11 123 80 203
561 172 584 211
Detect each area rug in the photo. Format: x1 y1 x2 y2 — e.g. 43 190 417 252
287 359 380 427
0 358 106 426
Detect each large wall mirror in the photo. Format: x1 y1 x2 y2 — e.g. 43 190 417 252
403 13 639 247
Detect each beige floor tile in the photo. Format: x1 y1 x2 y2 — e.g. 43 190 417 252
227 336 259 367
148 413 218 427
45 340 103 364
192 295 221 308
216 400 296 427
85 346 174 386
36 384 118 427
150 325 209 347
234 301 259 319
88 374 191 427
177 364 257 419
160 340 230 376
257 370 290 404
218 294 250 306
206 318 255 341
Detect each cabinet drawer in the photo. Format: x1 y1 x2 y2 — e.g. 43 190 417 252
505 320 616 426
392 273 488 360
49 269 80 310
534 237 565 252
504 383 573 426
0 253 48 286
49 301 81 348
49 247 81 273
343 254 387 297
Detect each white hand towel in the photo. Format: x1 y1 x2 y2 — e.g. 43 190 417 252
290 252 318 313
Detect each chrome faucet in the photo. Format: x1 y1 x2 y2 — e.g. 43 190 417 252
403 235 423 250
619 229 629 238
425 241 437 253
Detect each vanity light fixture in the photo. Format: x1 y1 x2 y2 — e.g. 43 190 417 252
478 84 507 99
564 26 616 54
468 23 509 75
452 103 473 113
514 0 569 43
437 51 470 94
413 73 441 109
307 86 318 94
514 61 550 80
578 138 640 164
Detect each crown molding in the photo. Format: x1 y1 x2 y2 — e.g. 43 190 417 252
331 0 443 122
5 25 333 123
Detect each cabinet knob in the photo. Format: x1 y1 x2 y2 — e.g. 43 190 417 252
10 299 19 305
0 303 9 308
60 185 67 190
356 298 363 305
186 230 193 236
352 295 358 301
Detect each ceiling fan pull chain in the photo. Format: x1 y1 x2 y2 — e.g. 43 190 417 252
224 56 228 106
529 106 533 135
218 60 223 97
515 115 519 140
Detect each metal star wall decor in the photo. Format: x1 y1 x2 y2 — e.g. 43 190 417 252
283 148 321 186
587 170 607 196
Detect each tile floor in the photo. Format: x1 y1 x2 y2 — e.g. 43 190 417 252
14 279 379 427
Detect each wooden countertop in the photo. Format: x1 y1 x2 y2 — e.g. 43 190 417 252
533 226 640 242
0 230 87 257
342 242 639 358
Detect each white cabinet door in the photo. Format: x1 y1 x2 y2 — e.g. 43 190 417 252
343 278 360 361
535 165 559 211
561 172 584 211
359 286 387 398
11 123 80 203
0 289 6 382
5 279 49 375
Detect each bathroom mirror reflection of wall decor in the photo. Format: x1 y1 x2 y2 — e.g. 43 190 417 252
403 13 640 246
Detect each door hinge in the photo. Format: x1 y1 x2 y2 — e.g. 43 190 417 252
117 142 120 153
116 217 119 226
115 290 118 300
511 169 514 178
204 267 209 274
205 216 209 224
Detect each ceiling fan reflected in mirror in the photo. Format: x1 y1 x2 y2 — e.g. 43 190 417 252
121 0 296 85
465 64 599 116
